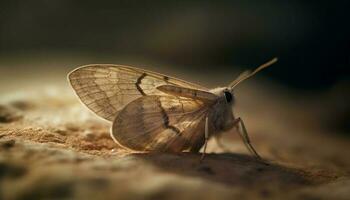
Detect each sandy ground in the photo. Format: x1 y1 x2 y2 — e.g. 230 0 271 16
0 59 349 200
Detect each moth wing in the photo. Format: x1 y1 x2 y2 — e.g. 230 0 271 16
68 64 208 121
111 95 212 152
157 84 217 102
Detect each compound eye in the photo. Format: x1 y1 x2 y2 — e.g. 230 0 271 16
224 91 232 103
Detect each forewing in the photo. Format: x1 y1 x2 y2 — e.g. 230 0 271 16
157 85 217 102
111 95 212 152
68 64 208 121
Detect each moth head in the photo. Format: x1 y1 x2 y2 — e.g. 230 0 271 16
223 89 234 104
228 57 278 92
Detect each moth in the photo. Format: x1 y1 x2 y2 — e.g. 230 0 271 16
68 58 277 160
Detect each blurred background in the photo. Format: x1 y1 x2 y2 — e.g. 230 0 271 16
0 0 349 132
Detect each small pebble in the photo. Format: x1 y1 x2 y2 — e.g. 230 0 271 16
0 139 16 149
54 128 68 136
110 148 120 155
0 105 22 123
10 100 35 110
65 123 80 132
83 130 95 140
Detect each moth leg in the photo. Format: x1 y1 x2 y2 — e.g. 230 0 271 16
200 116 209 161
235 117 262 160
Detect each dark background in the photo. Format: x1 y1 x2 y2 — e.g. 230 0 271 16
1 0 349 90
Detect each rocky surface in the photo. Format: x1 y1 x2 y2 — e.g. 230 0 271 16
0 66 349 200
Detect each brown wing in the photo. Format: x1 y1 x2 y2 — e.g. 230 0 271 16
68 64 208 121
156 85 217 102
111 95 213 152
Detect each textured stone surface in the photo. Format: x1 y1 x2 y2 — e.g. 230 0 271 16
0 69 349 200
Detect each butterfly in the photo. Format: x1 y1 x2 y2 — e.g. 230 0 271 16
68 58 277 160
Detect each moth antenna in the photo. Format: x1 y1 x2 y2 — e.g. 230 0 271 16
229 57 278 91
